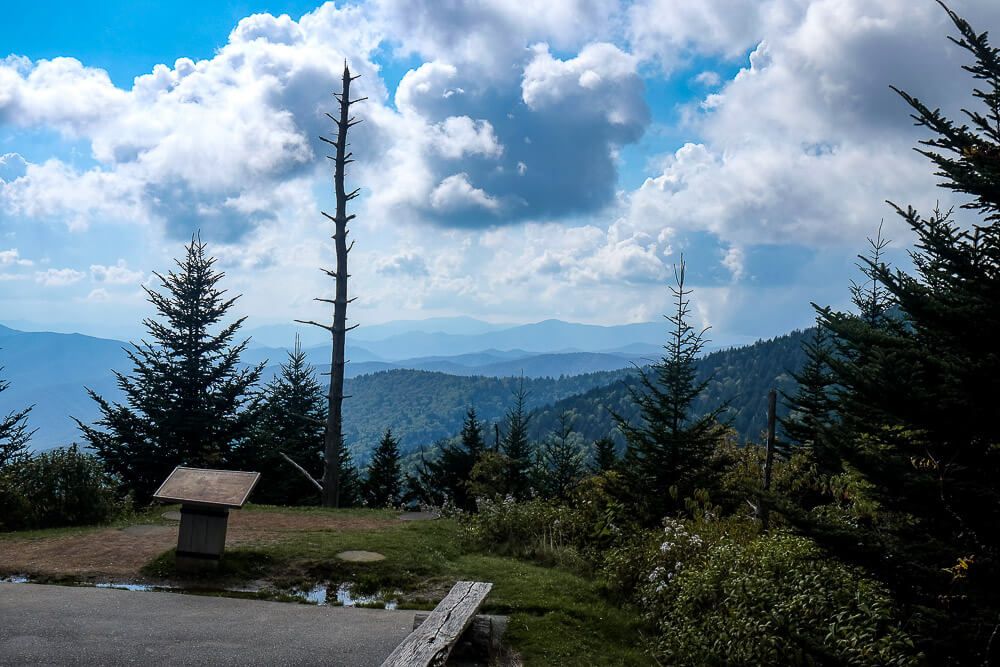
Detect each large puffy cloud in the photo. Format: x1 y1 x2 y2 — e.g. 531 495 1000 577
621 0 1000 255
0 1 648 237
626 0 806 68
4 0 1000 339
364 41 649 226
0 158 145 231
0 4 387 240
0 56 128 134
372 0 623 73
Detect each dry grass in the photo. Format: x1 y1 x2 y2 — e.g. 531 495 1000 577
0 506 398 580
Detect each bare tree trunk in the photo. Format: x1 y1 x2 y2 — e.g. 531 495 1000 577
296 63 366 507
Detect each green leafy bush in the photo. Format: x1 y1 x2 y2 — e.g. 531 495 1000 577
462 495 586 568
0 445 129 531
642 527 922 666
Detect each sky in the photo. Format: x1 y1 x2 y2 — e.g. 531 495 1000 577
1 0 998 346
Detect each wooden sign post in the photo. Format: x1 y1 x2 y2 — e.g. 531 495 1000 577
153 467 260 570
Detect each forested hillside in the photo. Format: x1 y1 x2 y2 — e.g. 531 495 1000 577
531 328 810 445
342 329 812 460
341 367 633 461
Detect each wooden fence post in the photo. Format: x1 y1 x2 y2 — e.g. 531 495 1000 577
761 388 777 530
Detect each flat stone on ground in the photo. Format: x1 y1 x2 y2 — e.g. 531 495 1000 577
336 550 386 562
161 511 182 521
398 511 439 521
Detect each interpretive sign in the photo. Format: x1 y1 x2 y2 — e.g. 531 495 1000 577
153 467 260 569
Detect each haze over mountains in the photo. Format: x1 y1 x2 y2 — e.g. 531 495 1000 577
244 317 670 360
0 318 665 449
0 317 806 456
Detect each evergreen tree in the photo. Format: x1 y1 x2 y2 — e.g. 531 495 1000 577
501 379 534 499
798 8 1000 662
405 445 443 507
237 336 324 505
592 436 618 473
77 236 263 502
0 365 32 469
537 411 586 500
614 257 726 521
430 407 486 510
779 323 837 470
364 428 401 507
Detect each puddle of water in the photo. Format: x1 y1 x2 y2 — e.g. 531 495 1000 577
295 583 398 610
3 575 398 611
95 582 160 592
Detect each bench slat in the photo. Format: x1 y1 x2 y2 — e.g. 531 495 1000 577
382 581 492 667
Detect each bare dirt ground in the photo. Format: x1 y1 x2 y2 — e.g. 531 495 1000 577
0 509 395 580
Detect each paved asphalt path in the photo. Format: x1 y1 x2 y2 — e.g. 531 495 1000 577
0 582 415 666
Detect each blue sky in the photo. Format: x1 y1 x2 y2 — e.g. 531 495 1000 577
1 0 997 345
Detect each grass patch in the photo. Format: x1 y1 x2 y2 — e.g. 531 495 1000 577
177 510 648 665
141 548 276 582
241 503 398 519
7 505 649 665
444 555 649 666
0 504 169 541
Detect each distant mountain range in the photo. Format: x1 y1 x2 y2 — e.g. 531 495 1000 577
244 316 514 348
0 318 667 449
0 319 810 458
244 318 671 360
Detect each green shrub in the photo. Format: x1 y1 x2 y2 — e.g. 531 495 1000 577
642 527 922 666
0 445 129 531
462 496 586 568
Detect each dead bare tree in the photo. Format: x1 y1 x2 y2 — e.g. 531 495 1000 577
296 62 366 507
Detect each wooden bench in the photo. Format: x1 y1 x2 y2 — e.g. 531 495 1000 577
381 581 493 667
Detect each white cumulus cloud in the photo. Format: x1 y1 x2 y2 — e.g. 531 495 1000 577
35 268 86 286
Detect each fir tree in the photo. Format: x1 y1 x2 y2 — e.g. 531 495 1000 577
0 365 32 469
592 436 619 473
405 445 443 507
77 236 263 502
614 257 726 521
537 411 586 500
237 336 324 505
779 323 837 470
364 428 401 507
432 407 487 510
800 7 1000 661
501 379 534 500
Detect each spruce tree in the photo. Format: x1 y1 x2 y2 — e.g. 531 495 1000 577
77 236 263 502
405 445 443 507
592 436 618 473
614 257 725 521
801 7 1000 662
433 407 486 510
779 323 837 470
364 428 401 507
537 411 586 500
237 336 324 505
501 380 534 499
0 366 32 469
407 408 490 510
